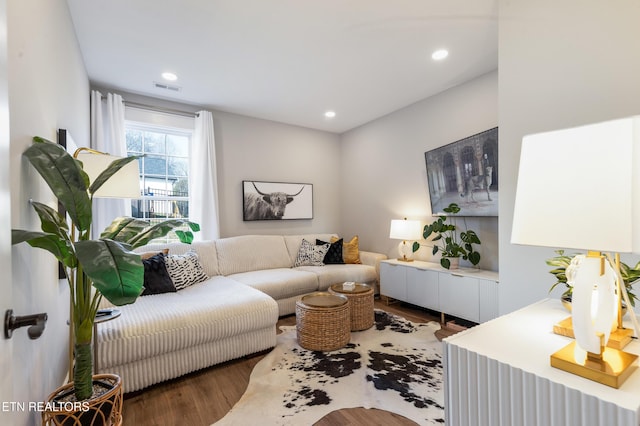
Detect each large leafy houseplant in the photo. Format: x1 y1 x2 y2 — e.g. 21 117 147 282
411 203 481 269
546 249 640 307
12 137 199 401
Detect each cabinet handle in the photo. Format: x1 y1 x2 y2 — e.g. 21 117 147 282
451 273 463 278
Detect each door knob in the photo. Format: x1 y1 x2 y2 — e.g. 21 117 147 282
4 309 48 339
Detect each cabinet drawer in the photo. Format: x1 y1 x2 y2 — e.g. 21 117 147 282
439 273 480 322
478 278 499 322
407 268 439 311
380 262 407 301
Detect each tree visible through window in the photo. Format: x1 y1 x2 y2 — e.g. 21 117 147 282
125 124 191 242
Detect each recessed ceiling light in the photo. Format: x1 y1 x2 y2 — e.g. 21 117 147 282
161 72 178 81
431 49 449 61
324 111 336 118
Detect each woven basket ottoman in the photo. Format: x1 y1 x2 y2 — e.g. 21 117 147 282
329 282 374 331
295 292 350 351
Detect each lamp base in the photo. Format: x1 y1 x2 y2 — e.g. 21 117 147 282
553 316 634 349
396 257 414 262
550 341 638 388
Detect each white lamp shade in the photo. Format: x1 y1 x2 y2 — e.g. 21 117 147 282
389 219 422 241
511 116 640 253
76 152 141 198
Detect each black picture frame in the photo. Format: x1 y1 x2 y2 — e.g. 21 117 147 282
242 180 313 221
425 127 498 217
57 129 78 278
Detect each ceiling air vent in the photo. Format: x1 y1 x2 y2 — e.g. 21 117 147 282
153 81 182 92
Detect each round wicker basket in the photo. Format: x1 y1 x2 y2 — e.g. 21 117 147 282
329 283 374 331
296 292 350 351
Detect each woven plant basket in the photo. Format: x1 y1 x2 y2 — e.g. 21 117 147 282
42 374 122 426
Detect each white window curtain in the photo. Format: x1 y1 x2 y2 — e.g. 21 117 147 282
90 90 130 237
190 111 220 239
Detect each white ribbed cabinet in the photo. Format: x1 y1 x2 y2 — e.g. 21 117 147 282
407 267 439 311
380 259 407 301
380 259 499 323
444 299 640 426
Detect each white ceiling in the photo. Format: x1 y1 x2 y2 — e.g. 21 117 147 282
66 0 498 133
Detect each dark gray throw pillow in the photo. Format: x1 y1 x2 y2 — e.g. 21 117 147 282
141 253 176 296
317 238 344 264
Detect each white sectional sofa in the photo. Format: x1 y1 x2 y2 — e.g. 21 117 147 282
96 233 386 393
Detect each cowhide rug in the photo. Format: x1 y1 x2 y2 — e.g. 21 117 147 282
215 310 444 425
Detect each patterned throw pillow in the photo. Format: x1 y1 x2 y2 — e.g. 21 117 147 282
164 251 209 290
317 238 344 264
293 239 330 267
332 235 361 264
141 253 176 296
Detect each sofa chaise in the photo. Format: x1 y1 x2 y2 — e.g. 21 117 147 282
96 233 386 393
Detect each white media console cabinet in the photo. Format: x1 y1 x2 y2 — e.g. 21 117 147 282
379 259 499 323
443 299 640 426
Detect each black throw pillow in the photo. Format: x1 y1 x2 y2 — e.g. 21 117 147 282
141 253 176 296
317 238 344 264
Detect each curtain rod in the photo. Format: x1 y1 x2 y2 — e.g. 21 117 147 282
123 100 200 118
98 94 200 118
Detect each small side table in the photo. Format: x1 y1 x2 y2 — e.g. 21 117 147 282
296 292 350 351
93 309 120 374
329 282 374 331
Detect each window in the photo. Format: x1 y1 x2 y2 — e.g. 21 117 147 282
125 123 192 242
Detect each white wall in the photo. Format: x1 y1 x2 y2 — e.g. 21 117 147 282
0 0 15 424
340 71 499 270
214 110 341 236
92 88 343 238
498 1 640 314
7 0 89 424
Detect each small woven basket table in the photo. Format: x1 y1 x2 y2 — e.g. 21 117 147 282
296 292 350 351
329 282 374 331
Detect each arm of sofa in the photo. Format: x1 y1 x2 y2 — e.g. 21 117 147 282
359 251 388 279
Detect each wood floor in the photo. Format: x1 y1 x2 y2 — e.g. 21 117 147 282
122 299 451 426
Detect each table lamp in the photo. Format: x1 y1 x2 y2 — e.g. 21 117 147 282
389 218 422 262
511 116 640 388
70 147 141 379
75 148 140 198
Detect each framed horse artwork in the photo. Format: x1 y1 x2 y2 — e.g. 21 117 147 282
424 127 498 217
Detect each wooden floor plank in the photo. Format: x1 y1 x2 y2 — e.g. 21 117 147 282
122 299 443 425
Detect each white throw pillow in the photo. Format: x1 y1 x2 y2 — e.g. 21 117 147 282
165 250 209 290
293 239 330 267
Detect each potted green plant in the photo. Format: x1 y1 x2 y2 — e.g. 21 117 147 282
547 249 640 308
411 203 481 269
12 137 198 424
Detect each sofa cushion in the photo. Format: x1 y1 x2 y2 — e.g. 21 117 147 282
141 253 176 296
295 264 378 291
97 276 278 369
227 268 319 300
216 235 291 275
165 251 209 290
293 239 330 267
283 234 338 264
317 238 344 264
140 248 169 260
134 241 220 277
333 235 361 264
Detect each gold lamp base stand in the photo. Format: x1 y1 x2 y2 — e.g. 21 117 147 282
553 316 634 350
396 256 414 262
550 341 638 388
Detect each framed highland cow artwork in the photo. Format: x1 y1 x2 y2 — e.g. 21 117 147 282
424 127 498 217
243 180 313 221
